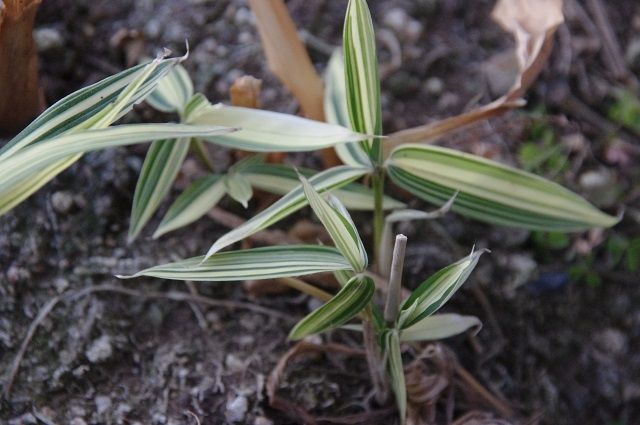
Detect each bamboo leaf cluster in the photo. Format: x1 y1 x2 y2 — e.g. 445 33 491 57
0 0 621 422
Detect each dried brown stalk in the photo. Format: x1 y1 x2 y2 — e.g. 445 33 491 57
247 0 341 167
0 0 44 136
248 0 323 119
585 0 634 84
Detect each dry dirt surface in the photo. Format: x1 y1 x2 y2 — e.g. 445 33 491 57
1 0 639 424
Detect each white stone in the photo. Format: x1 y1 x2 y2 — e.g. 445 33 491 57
225 395 248 423
95 395 112 414
86 335 113 363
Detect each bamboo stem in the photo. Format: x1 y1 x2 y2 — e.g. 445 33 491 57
363 319 389 404
384 234 407 325
371 166 385 271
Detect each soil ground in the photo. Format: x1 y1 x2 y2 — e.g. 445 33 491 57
1 1 639 424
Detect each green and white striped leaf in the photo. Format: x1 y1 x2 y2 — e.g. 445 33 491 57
387 144 620 231
242 163 403 211
324 50 370 167
400 313 482 342
182 93 211 123
205 165 370 259
121 245 351 281
0 124 233 190
385 330 406 425
289 275 375 340
0 124 235 215
398 249 488 329
343 0 382 160
333 269 354 287
224 172 253 208
0 156 79 215
189 103 368 152
0 55 188 215
154 175 226 238
0 55 183 158
128 138 190 241
146 64 193 113
299 174 368 272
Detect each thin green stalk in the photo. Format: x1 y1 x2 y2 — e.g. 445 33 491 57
278 277 333 302
190 138 216 172
372 165 385 271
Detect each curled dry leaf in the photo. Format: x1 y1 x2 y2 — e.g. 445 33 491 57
0 0 44 136
491 0 564 100
384 0 564 155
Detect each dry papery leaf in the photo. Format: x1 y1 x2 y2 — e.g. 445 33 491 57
247 0 341 167
384 0 564 155
0 0 44 136
248 0 324 119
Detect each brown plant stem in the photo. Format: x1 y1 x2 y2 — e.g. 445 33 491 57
247 0 340 167
363 318 389 405
0 0 44 136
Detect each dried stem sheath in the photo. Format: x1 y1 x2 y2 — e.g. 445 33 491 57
384 234 407 325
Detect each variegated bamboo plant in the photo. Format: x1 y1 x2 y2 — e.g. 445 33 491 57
0 0 619 422
125 1 616 422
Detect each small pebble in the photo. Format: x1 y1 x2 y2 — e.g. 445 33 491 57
225 395 248 423
254 417 273 425
593 328 627 357
507 254 537 289
424 77 444 95
54 277 69 293
579 169 618 207
35 28 64 52
234 7 253 25
86 335 113 363
51 191 74 214
115 403 132 419
152 412 167 424
95 395 112 414
238 31 253 44
383 8 423 41
225 353 245 372
307 297 323 312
